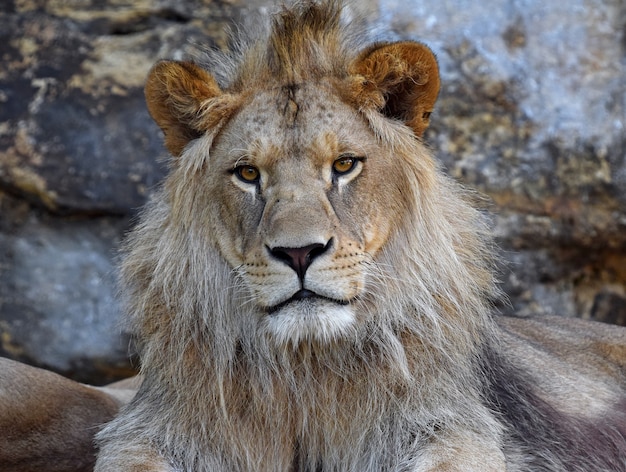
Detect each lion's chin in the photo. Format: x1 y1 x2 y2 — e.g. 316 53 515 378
260 298 355 345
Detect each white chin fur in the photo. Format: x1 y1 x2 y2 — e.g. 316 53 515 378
261 299 355 345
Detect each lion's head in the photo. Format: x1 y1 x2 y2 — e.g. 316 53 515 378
124 1 493 357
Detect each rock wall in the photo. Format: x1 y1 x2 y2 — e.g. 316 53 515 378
1 0 625 383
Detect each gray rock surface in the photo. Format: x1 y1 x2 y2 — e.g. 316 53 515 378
0 193 133 382
401 0 626 321
1 0 624 382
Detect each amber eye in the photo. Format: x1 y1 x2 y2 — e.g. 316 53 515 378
234 165 260 183
332 155 359 176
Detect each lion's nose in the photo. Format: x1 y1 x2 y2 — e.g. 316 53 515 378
269 241 331 280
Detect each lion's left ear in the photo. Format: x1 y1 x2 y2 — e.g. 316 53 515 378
349 41 440 137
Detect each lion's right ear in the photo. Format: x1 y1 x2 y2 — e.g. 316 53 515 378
145 61 225 156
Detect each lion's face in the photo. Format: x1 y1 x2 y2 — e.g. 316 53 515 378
143 39 440 345
201 81 410 343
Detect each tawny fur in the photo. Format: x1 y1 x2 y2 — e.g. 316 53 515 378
0 358 133 472
94 2 626 471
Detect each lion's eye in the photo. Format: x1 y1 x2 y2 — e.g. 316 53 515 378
234 165 260 184
332 156 359 176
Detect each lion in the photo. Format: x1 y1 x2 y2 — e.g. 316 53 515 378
90 1 626 471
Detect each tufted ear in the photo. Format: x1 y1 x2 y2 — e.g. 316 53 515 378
350 41 440 137
145 61 223 156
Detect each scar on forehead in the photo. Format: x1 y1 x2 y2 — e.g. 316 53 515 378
281 84 300 126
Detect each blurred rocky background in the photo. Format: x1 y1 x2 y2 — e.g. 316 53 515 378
1 0 624 384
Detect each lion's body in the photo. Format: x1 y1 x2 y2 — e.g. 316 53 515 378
89 1 626 471
0 357 136 472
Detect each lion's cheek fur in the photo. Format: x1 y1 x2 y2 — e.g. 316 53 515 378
326 157 416 258
167 143 262 268
213 190 263 265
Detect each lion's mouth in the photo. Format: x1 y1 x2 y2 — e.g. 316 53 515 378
266 289 348 315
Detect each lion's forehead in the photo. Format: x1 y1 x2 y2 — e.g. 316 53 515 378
222 83 370 166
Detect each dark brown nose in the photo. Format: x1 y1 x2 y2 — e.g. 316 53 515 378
269 241 331 280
